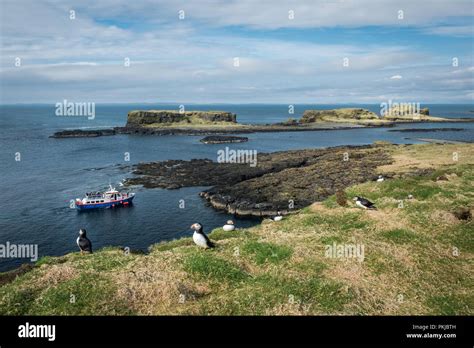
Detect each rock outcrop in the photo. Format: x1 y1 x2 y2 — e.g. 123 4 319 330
300 108 379 123
50 129 116 138
126 145 393 216
126 110 237 127
200 135 248 144
420 108 429 115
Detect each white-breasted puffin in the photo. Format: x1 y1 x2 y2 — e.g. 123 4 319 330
191 223 215 249
76 228 93 253
376 175 384 182
272 211 283 221
223 220 235 231
353 196 377 210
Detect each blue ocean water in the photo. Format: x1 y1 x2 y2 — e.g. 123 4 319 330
0 104 473 271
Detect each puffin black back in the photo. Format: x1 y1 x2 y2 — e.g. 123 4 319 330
1 0 473 346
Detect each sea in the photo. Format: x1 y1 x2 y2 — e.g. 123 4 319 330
1 103 473 271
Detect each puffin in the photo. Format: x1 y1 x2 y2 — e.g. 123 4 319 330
376 175 385 182
353 196 377 210
190 223 215 249
223 220 235 231
76 228 93 254
272 211 283 221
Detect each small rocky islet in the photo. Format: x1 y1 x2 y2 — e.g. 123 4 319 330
199 135 249 144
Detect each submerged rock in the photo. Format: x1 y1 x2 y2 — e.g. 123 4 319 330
50 129 116 138
200 135 248 144
388 128 464 132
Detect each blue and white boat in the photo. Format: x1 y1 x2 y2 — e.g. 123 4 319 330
75 185 135 210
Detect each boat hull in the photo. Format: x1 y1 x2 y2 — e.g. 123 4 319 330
75 195 134 210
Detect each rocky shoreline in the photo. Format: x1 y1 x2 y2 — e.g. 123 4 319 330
126 144 397 216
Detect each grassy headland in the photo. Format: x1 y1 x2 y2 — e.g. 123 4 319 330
0 143 472 315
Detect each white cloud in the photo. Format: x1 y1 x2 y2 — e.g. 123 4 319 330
0 0 473 103
55 0 474 30
423 25 474 37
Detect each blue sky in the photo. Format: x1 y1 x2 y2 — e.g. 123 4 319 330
0 0 473 103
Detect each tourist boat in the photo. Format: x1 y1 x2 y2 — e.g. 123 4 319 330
75 185 135 210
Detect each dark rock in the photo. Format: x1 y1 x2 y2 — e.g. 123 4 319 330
50 129 116 138
126 145 393 216
278 118 299 126
200 135 248 144
388 128 464 133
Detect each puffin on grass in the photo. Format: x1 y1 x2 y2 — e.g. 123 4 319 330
191 223 215 249
223 220 235 231
272 211 283 221
376 175 385 182
76 228 93 254
353 196 377 210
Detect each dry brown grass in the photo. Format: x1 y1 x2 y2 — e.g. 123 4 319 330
378 143 474 174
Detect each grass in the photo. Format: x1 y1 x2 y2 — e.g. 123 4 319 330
427 295 472 315
183 252 249 283
30 273 130 315
242 240 293 265
381 228 419 244
302 211 369 231
0 143 473 315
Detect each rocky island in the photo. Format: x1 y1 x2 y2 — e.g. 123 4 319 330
50 107 474 138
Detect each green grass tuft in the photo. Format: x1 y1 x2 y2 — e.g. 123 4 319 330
32 273 131 315
242 240 293 265
150 238 193 252
184 252 248 283
427 295 472 315
381 228 419 244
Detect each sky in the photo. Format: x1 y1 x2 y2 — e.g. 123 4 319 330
0 0 473 104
